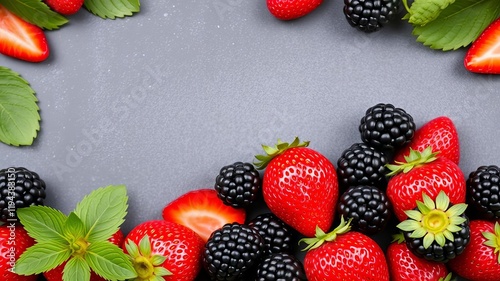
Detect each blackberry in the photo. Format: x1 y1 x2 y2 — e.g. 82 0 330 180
203 223 264 280
359 103 415 151
248 213 294 255
0 167 46 222
337 143 389 189
467 165 500 220
256 253 307 281
337 185 390 234
215 162 261 208
343 0 401 32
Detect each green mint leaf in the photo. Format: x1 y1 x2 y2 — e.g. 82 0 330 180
0 66 40 146
84 0 140 19
0 0 68 30
63 257 91 281
406 0 456 26
15 241 71 275
63 212 86 241
74 185 128 243
85 241 136 280
17 205 68 244
412 0 500 50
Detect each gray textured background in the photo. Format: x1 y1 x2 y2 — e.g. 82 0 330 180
1 0 499 279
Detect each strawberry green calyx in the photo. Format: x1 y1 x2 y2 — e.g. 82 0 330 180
254 137 310 170
482 222 500 264
125 235 172 281
299 216 352 251
391 232 406 244
397 191 468 249
439 273 455 281
386 146 439 176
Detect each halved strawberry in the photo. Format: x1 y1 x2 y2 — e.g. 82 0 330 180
464 18 500 74
0 4 49 62
162 189 246 242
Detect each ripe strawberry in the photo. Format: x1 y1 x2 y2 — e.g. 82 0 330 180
162 189 246 242
266 0 323 20
394 116 460 165
386 147 466 221
387 234 450 281
0 4 49 62
44 0 84 16
0 224 37 281
254 137 339 237
123 220 204 281
43 229 125 281
464 18 500 74
448 220 500 281
300 217 389 280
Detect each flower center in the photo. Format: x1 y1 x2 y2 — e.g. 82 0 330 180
422 209 449 233
134 256 155 279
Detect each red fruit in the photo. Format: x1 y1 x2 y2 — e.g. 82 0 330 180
0 4 49 62
44 0 84 16
465 18 500 74
266 0 323 20
386 147 466 221
162 189 246 242
394 116 460 165
43 229 125 281
255 137 338 237
0 224 37 281
448 220 500 281
301 218 389 281
386 234 449 281
123 220 204 281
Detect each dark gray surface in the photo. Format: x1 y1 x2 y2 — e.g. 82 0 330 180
1 1 498 279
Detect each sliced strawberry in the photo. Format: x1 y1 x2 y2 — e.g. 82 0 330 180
162 189 246 242
465 18 500 74
0 4 49 62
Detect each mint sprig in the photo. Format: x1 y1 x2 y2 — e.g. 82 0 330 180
84 0 140 19
0 0 68 30
15 185 136 281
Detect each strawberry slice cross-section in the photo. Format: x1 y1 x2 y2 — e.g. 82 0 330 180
465 18 500 74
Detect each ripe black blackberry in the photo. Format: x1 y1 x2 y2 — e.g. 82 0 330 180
0 167 46 222
337 143 389 189
467 165 500 220
359 103 415 151
248 213 294 255
337 185 390 234
343 0 401 32
215 162 261 208
203 223 264 281
256 253 307 281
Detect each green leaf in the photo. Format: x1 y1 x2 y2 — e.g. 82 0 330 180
85 241 137 280
84 0 140 19
15 241 71 275
0 67 40 146
412 0 500 50
63 257 91 281
17 206 68 244
406 0 456 26
0 0 68 30
63 212 86 241
74 185 128 243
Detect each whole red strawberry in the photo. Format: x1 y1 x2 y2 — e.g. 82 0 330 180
386 147 466 221
394 116 460 165
448 220 500 281
267 0 323 20
387 233 449 281
255 137 338 237
0 224 37 281
44 0 84 15
301 217 389 281
123 220 204 281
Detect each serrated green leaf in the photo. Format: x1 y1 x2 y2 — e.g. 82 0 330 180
84 0 140 19
17 206 68 244
407 0 456 26
0 67 40 146
85 241 136 280
63 257 91 281
15 241 71 275
74 185 128 243
63 212 86 241
412 0 500 50
0 0 68 30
